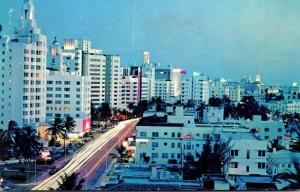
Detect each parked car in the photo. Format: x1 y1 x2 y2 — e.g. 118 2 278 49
52 147 64 154
4 158 19 165
49 166 59 175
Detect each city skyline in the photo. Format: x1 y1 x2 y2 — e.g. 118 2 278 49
1 0 300 84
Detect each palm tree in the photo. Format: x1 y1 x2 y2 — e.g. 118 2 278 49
19 126 42 160
268 139 284 152
127 103 134 112
46 118 66 146
114 145 128 163
274 160 300 189
5 120 20 157
50 172 85 191
17 126 42 182
0 129 10 160
290 140 300 152
63 116 76 157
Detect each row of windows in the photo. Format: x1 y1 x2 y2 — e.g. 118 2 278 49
229 162 266 169
140 131 219 140
264 127 283 132
24 65 42 70
47 100 81 105
47 113 80 118
47 81 81 85
47 94 79 98
230 150 266 157
47 87 78 92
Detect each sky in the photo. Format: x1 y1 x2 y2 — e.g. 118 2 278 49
0 0 300 84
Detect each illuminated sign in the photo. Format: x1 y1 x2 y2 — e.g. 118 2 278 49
83 117 92 132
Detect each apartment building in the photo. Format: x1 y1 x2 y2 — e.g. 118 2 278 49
45 71 91 132
135 106 251 165
245 115 285 141
267 150 300 178
0 0 47 128
223 132 268 186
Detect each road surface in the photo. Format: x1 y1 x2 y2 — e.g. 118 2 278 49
32 119 138 190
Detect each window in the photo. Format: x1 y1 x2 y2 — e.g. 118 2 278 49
231 150 238 156
152 153 158 158
171 143 175 148
246 166 249 172
203 134 210 140
152 142 158 147
177 132 181 137
152 132 159 137
264 128 270 132
214 134 220 140
258 162 266 169
278 128 282 132
162 153 168 158
186 142 191 150
164 132 168 136
140 131 147 137
258 150 266 157
172 132 175 137
246 150 250 159
265 136 269 140
164 142 167 146
177 143 181 148
140 142 147 148
229 162 238 168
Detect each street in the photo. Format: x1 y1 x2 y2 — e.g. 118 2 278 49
32 119 138 190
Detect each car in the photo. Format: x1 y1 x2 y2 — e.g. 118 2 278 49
4 159 19 165
0 161 4 166
3 186 11 191
49 167 59 175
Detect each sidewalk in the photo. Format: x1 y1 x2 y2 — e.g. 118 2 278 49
93 158 117 189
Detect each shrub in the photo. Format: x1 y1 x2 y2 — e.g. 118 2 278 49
9 174 27 181
18 166 26 173
168 159 178 164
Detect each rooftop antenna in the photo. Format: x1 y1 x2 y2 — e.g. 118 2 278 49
8 8 15 31
132 0 136 66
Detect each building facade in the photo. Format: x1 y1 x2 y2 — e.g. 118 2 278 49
0 0 47 128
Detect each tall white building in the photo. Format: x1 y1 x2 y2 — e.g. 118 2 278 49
103 55 122 109
209 78 230 99
48 38 122 109
0 0 47 128
180 72 209 105
82 50 106 107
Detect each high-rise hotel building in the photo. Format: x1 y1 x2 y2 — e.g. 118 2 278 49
0 0 47 128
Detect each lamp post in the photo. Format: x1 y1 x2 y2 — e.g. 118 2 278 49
0 177 3 187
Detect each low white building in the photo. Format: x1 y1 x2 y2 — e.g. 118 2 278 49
202 107 224 123
223 132 268 186
267 150 300 177
136 106 250 165
245 115 285 141
285 100 300 114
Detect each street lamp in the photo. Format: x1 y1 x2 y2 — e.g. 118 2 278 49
0 177 3 187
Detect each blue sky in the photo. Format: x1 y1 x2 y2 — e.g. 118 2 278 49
1 0 300 84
